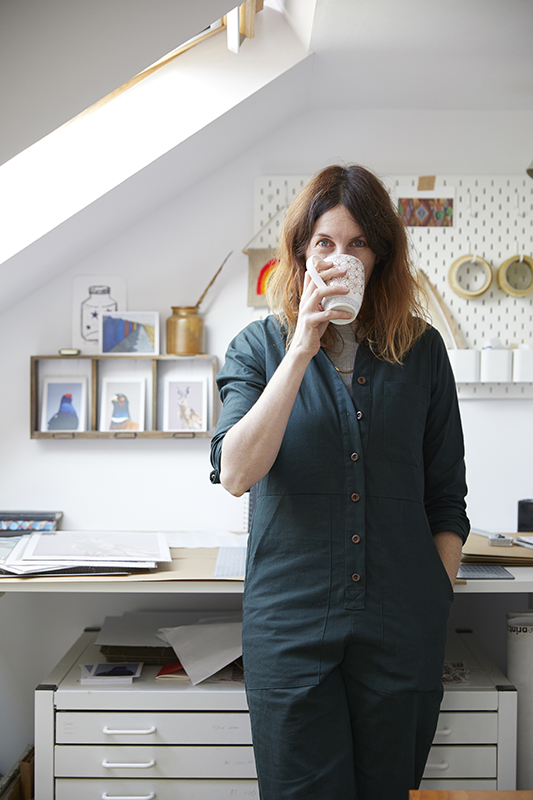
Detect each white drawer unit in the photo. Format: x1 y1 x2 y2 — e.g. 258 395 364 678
35 630 259 800
35 629 516 798
420 630 517 790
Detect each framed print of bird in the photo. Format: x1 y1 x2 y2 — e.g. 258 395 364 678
41 378 87 432
99 378 146 432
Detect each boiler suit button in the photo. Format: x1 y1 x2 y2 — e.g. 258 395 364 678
357 376 366 385
351 534 361 544
350 493 360 502
350 452 359 461
351 573 361 582
356 411 363 420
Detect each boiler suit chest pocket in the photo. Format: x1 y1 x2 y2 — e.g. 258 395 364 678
383 381 429 466
243 495 332 689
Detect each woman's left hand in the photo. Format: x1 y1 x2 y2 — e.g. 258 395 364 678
433 531 463 586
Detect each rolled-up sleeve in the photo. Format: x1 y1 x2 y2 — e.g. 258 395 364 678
423 333 470 543
210 322 268 484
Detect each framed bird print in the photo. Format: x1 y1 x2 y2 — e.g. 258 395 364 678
41 377 88 433
99 378 146 432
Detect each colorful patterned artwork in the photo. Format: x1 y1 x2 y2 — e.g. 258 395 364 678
398 196 454 227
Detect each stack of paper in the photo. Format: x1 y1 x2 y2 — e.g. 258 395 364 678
96 611 214 663
95 610 243 684
0 531 171 577
462 531 533 566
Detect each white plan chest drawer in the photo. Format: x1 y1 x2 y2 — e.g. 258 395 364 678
55 745 257 779
56 711 253 744
55 778 260 800
433 711 498 744
423 745 496 779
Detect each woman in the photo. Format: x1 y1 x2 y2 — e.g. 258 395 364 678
210 164 469 800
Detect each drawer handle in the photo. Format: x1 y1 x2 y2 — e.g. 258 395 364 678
425 760 450 771
435 726 452 736
102 758 156 769
102 794 155 800
103 725 157 735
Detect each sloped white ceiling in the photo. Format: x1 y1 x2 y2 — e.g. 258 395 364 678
0 0 236 165
0 0 531 314
311 0 533 110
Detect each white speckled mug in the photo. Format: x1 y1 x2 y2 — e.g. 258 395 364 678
306 253 365 325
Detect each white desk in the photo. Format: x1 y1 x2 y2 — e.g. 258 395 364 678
0 579 244 595
1 567 533 595
454 567 533 595
0 558 527 797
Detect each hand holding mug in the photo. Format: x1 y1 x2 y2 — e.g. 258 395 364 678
306 253 365 325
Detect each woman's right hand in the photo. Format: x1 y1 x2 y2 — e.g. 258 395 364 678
289 261 352 359
220 261 351 496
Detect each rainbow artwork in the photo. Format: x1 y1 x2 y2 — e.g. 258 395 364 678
256 258 279 297
247 248 279 307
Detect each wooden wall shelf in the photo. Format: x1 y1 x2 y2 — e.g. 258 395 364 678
31 354 218 439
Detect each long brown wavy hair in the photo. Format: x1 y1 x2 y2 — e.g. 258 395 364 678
267 164 428 363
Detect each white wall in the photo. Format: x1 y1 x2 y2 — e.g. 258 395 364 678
1 106 532 771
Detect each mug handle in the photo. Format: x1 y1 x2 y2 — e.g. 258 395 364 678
306 255 328 289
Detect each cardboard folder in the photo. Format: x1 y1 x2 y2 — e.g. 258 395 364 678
462 532 533 566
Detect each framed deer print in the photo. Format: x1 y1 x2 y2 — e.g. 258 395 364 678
163 377 208 433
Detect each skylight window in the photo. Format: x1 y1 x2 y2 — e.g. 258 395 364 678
63 2 264 128
0 0 310 271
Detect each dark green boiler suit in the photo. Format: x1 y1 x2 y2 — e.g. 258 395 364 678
210 317 469 800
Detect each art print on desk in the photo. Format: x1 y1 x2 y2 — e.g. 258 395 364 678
21 530 170 562
100 311 159 355
99 378 145 432
163 377 208 432
40 377 87 432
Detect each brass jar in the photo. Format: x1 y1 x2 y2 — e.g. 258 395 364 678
166 306 204 355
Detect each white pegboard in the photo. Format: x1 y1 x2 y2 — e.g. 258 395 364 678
254 174 533 398
253 175 310 246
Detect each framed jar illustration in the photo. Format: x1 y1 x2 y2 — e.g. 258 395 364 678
81 285 117 342
72 277 127 351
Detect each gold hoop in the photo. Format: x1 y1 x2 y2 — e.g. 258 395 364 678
497 255 533 297
448 255 493 299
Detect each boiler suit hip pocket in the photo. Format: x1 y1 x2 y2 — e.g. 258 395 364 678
243 494 333 689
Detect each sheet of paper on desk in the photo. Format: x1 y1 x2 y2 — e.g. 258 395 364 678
214 547 247 578
165 531 249 548
158 621 243 685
